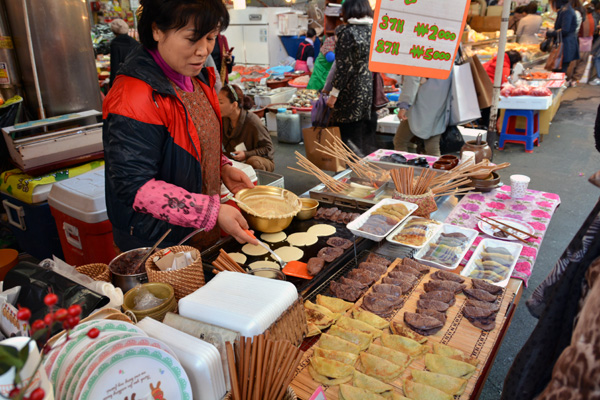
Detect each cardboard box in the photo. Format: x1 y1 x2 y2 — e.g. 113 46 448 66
469 16 502 32
498 95 553 110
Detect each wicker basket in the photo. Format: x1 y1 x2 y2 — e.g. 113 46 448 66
225 386 297 400
393 189 438 218
266 296 307 347
145 245 205 301
75 263 111 282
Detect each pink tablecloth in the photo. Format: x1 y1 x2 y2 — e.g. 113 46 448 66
366 149 439 166
445 185 561 286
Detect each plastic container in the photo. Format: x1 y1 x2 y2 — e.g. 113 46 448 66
460 238 523 288
48 167 117 265
1 192 64 260
254 87 297 108
276 108 302 144
346 198 418 242
414 224 479 270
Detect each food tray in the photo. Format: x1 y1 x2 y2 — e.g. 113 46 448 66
460 238 523 288
346 198 418 242
385 216 443 250
414 224 479 270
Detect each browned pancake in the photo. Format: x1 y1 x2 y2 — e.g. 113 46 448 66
358 262 388 276
464 288 498 303
416 309 447 324
416 299 450 312
307 257 325 276
465 299 500 312
347 268 380 286
381 277 414 293
420 290 456 306
403 258 431 274
329 281 364 302
431 270 466 283
372 283 403 297
393 263 421 277
472 278 503 295
365 253 391 267
424 280 466 294
387 271 419 286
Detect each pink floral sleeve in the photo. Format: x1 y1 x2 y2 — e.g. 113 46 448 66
133 179 220 230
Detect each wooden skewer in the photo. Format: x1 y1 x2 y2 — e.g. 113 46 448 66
476 216 530 243
226 341 241 400
482 215 539 239
241 337 251 400
276 348 304 400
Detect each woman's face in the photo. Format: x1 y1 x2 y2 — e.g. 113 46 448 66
153 21 218 77
218 90 237 118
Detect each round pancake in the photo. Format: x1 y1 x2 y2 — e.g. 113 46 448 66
287 232 319 246
260 231 287 243
242 243 269 256
308 224 337 237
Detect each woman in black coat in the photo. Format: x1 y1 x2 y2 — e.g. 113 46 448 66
546 0 580 72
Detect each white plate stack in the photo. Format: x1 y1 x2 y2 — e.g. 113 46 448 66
137 317 227 400
178 271 298 337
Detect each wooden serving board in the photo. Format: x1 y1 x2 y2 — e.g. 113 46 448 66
290 258 517 400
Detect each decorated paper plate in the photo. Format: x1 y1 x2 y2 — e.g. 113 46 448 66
70 336 178 400
77 346 191 400
477 216 535 241
61 332 139 400
50 320 145 388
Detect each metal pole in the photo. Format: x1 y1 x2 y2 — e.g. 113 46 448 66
487 0 512 152
21 0 45 119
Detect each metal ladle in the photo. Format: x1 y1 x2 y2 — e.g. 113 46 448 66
132 228 172 274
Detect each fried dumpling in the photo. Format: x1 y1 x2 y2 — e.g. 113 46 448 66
337 316 382 338
381 332 429 357
318 333 360 355
390 322 428 344
305 307 333 329
424 353 477 379
311 356 354 378
411 370 467 395
359 352 404 383
366 343 411 368
305 300 341 321
316 294 354 313
352 308 390 330
432 342 479 366
308 365 352 386
329 325 373 351
403 379 453 400
381 393 411 400
306 321 322 337
353 370 394 394
338 383 386 400
313 347 359 365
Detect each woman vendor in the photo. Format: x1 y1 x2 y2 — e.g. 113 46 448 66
218 84 275 172
103 0 257 251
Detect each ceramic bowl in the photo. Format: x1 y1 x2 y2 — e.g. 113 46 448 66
432 160 455 170
438 155 459 167
469 172 501 188
296 198 319 220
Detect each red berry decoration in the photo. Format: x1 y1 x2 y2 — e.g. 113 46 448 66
29 387 45 400
43 293 58 307
66 315 80 328
43 313 54 326
16 307 31 321
31 319 45 332
67 304 82 317
54 308 68 322
87 327 100 339
8 387 20 398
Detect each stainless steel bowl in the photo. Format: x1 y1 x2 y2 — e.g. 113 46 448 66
109 247 150 293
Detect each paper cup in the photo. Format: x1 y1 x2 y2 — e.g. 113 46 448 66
510 174 531 199
460 151 475 167
0 337 53 398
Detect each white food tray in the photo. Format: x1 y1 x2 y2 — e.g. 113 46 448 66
414 224 479 270
498 95 552 110
385 216 443 250
460 238 523 288
346 198 418 242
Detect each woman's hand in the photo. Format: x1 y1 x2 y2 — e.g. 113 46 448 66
327 95 337 108
397 109 408 121
217 204 258 244
232 151 246 161
222 164 254 194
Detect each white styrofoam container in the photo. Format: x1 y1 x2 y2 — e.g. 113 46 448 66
498 95 553 110
137 317 227 400
254 87 297 108
385 216 443 250
178 271 298 337
47 167 107 224
414 224 479 270
346 198 418 242
460 238 523 288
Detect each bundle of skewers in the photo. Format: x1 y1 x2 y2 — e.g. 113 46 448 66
288 151 350 193
391 166 475 198
212 249 246 274
314 135 389 183
225 332 304 400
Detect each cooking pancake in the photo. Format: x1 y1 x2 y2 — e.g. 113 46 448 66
416 309 447 325
424 353 477 379
260 231 287 243
273 246 304 262
329 281 364 303
381 332 428 357
337 316 382 338
402 258 430 274
419 290 456 305
316 294 353 314
286 232 318 247
390 322 428 344
308 223 337 237
352 308 390 330
339 383 387 400
328 325 373 350
227 252 247 265
327 236 353 249
352 370 395 395
313 347 359 365
358 352 404 383
308 365 352 386
431 270 466 283
411 370 468 396
318 333 360 354
241 242 269 256
317 246 344 262
381 277 414 293
366 343 411 368
417 299 450 313
463 288 498 302
423 280 466 294
307 257 325 276
403 379 453 400
311 356 354 378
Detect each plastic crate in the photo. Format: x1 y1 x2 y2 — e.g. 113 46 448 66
256 170 284 188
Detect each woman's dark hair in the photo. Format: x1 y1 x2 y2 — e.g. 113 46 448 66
514 5 526 13
341 0 374 21
220 84 254 110
550 0 571 9
507 50 522 67
138 0 229 50
525 1 538 13
572 0 587 17
306 28 317 38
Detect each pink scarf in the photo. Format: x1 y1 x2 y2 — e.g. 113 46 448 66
148 48 193 92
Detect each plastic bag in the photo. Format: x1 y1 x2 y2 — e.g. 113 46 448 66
500 83 515 97
133 285 166 311
440 125 465 154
